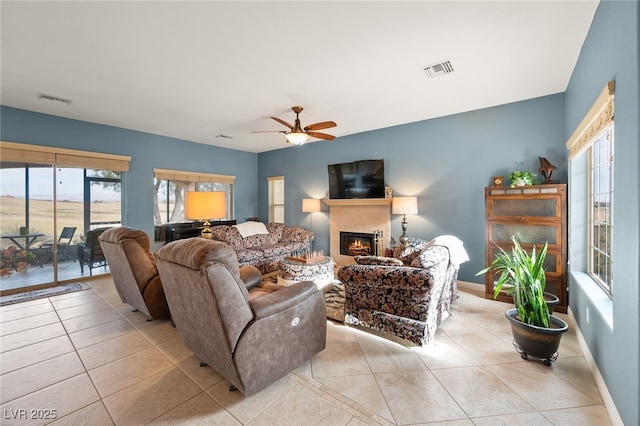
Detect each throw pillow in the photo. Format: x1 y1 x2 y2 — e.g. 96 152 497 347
265 222 285 242
210 226 244 250
393 237 430 265
410 245 449 269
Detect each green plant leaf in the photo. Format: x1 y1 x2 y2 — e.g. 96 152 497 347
477 236 551 328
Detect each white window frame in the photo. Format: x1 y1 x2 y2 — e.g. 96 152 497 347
587 126 614 295
566 80 615 297
268 176 284 223
153 168 235 225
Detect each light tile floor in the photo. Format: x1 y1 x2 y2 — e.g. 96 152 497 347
0 277 612 425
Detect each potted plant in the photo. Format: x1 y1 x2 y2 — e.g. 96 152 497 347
477 236 568 365
0 246 37 276
507 170 538 187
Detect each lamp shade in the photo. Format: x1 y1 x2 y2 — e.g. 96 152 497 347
286 132 310 146
185 191 226 220
392 196 418 215
302 198 322 213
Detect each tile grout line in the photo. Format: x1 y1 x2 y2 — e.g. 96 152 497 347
52 286 119 426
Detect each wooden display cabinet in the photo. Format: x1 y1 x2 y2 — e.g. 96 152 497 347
484 184 568 313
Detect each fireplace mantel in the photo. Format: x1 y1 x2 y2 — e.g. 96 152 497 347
323 198 392 206
325 198 391 265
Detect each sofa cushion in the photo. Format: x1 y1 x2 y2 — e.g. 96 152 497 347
281 226 312 243
235 248 265 264
244 230 278 248
281 240 309 254
264 242 295 257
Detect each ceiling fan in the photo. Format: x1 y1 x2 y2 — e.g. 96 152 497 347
254 106 336 146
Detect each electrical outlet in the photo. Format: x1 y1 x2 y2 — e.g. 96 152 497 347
586 306 590 324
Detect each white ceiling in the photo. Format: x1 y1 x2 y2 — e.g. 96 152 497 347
1 1 599 153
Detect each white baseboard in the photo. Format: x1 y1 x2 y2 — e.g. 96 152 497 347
458 280 624 424
567 307 624 426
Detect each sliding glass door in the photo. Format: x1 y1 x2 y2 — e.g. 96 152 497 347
0 163 55 292
0 164 122 294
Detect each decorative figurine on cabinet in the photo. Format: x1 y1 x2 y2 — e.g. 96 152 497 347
538 157 558 183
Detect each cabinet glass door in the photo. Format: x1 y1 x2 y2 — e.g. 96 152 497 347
488 196 561 220
489 223 560 247
488 246 563 278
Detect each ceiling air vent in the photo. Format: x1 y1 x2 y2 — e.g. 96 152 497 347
423 60 454 78
38 93 72 105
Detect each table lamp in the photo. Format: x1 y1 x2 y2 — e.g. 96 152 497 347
185 191 226 239
392 196 418 243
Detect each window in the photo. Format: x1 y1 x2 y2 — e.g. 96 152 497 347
588 126 614 294
0 141 130 291
85 169 122 230
566 80 615 296
268 176 284 223
153 168 235 226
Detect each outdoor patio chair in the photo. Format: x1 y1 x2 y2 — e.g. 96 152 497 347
41 226 76 263
77 227 110 275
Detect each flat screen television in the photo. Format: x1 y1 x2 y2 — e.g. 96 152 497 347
328 159 385 199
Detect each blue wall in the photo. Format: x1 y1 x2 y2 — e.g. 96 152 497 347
0 106 259 243
258 94 566 283
565 1 640 424
3 4 637 419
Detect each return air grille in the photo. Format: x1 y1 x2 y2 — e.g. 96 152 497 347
38 93 72 105
423 60 454 78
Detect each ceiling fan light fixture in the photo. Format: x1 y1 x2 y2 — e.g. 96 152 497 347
286 132 310 146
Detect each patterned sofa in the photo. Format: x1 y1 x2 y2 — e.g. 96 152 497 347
337 236 466 345
210 222 313 274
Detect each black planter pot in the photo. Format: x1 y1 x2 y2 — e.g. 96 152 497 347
505 308 568 366
543 292 560 314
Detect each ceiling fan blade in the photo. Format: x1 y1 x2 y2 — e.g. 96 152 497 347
304 121 337 131
271 116 294 130
307 131 335 141
252 130 287 134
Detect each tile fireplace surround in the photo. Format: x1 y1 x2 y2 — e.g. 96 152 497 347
324 198 392 265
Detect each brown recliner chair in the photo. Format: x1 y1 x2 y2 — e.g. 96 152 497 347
154 238 327 396
99 227 170 320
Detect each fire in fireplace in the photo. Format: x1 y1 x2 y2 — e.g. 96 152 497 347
340 231 375 256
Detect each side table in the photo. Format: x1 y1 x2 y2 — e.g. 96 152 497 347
277 257 336 292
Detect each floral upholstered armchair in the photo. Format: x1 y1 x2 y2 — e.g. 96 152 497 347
337 236 467 345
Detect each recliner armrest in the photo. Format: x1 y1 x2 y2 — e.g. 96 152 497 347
250 281 318 320
239 265 263 290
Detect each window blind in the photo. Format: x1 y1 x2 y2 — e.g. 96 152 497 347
268 176 285 223
0 141 130 171
153 168 235 184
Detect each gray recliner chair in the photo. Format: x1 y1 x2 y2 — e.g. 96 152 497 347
99 227 170 320
154 238 327 396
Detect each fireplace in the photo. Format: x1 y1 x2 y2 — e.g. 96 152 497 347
325 198 391 265
340 231 375 256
